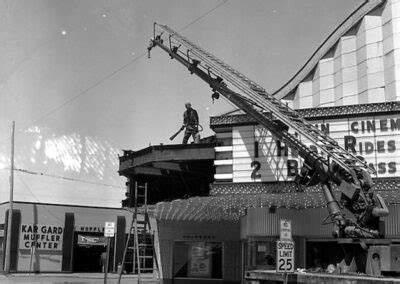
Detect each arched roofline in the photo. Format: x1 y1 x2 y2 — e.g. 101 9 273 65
273 0 386 100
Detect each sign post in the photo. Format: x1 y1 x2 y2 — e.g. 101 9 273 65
5 121 15 274
29 244 35 275
104 222 115 284
277 219 294 284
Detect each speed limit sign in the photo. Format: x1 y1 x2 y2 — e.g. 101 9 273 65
276 240 295 273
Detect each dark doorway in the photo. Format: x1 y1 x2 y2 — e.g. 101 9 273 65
73 233 112 272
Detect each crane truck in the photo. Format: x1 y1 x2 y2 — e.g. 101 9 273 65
147 23 389 240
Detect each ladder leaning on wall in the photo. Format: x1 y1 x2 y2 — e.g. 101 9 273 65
117 182 159 284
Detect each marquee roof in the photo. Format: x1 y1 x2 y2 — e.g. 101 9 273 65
152 178 400 221
210 102 400 128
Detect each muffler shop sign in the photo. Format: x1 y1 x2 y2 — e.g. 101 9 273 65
20 224 63 250
276 240 294 273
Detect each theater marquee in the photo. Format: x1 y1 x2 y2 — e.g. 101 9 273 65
223 114 399 183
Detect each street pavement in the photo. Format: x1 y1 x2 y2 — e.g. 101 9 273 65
0 273 159 283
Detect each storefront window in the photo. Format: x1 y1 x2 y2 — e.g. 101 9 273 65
255 241 276 267
247 237 277 270
0 236 3 270
173 241 222 279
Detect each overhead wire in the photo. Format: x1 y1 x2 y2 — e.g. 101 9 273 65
0 0 230 195
179 0 229 32
17 175 65 223
13 167 123 189
29 52 147 128
2 0 230 147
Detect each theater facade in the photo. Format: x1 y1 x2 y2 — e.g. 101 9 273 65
126 102 398 284
120 0 400 283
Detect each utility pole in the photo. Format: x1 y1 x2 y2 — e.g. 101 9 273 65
5 121 15 273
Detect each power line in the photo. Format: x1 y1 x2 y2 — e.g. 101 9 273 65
0 53 144 148
14 167 123 188
31 0 229 126
180 0 229 31
2 0 229 148
1 6 121 112
17 175 65 223
1 167 123 189
0 1 230 189
30 52 147 127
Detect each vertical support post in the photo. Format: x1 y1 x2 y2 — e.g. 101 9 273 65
104 237 111 284
4 121 15 273
283 272 288 284
29 245 35 275
241 241 245 284
113 236 116 273
61 213 75 272
115 216 126 273
247 238 251 269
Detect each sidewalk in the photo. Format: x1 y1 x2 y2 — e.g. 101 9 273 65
0 272 160 283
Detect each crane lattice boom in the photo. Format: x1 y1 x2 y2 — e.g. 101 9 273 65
148 23 389 238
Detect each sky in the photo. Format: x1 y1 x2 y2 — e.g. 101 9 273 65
0 0 362 203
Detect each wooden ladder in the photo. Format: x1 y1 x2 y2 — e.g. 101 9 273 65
117 182 159 283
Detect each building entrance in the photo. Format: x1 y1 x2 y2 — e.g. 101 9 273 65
73 233 111 272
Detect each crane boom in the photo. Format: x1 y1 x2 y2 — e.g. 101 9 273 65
148 23 388 238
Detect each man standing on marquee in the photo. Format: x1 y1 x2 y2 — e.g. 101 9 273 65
181 102 200 144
